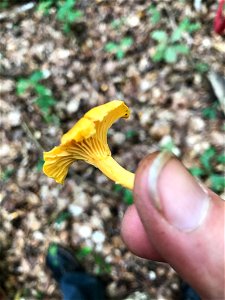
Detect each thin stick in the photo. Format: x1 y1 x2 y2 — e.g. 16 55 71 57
22 121 45 153
0 2 35 21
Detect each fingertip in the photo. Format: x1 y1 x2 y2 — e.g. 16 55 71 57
121 204 163 261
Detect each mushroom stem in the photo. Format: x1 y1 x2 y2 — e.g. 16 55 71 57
95 156 135 190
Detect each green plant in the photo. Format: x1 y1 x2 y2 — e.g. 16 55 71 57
93 253 111 275
189 147 225 193
159 136 180 156
55 210 71 225
195 62 209 74
0 0 8 10
202 103 219 120
17 70 59 124
125 129 138 140
151 18 200 63
36 158 45 172
105 37 134 60
147 4 161 25
37 0 83 33
0 167 14 182
110 17 126 29
114 184 134 205
76 247 111 275
76 246 92 260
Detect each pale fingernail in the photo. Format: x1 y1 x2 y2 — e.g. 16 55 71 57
148 151 210 232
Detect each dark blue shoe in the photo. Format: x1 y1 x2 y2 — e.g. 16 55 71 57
46 243 105 300
46 243 83 282
181 281 201 300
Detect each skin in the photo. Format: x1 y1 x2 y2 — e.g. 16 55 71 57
121 152 225 300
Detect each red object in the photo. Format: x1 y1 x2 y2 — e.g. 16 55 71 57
214 0 225 35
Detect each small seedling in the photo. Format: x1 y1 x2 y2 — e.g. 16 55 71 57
93 253 111 275
160 136 180 156
114 184 134 205
76 247 111 275
147 4 161 25
125 129 138 140
57 0 83 33
37 0 83 33
110 17 126 29
202 103 219 120
151 18 200 63
17 70 59 124
76 246 92 260
55 211 71 225
37 0 53 14
0 0 8 9
36 158 45 172
105 37 134 60
1 167 14 182
195 62 209 74
189 147 225 193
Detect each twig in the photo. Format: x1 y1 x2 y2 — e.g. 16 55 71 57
21 120 45 153
0 2 35 21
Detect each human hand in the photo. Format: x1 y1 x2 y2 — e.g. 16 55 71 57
121 152 224 300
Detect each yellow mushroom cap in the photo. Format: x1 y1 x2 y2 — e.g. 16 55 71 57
43 100 130 184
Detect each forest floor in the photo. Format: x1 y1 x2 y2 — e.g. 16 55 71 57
0 1 224 299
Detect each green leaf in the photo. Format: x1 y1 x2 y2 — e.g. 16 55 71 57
151 30 168 42
179 18 190 30
123 189 134 205
164 46 177 63
0 0 9 10
202 107 217 119
35 84 52 96
209 175 225 193
105 42 118 53
217 154 225 164
111 18 125 29
113 184 123 192
125 130 138 139
173 44 189 54
121 37 133 48
152 44 166 62
1 167 14 182
36 158 44 172
35 95 56 112
116 49 125 60
147 5 161 25
57 1 72 20
179 18 201 33
37 0 54 15
76 246 92 260
189 167 205 177
43 113 60 125
62 23 71 33
195 63 209 74
16 79 31 95
200 147 216 172
71 10 83 22
49 244 58 257
94 254 111 275
30 71 45 83
187 22 201 33
160 137 176 153
55 211 71 225
171 28 183 42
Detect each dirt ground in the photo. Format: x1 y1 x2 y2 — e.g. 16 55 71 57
0 1 224 299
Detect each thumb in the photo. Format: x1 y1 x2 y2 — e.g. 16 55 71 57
122 151 224 300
